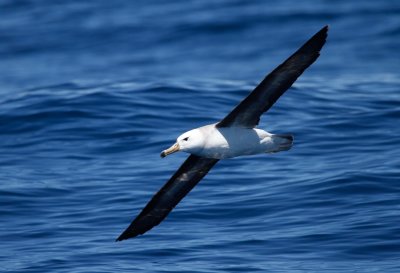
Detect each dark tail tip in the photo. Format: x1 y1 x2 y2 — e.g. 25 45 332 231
278 134 294 142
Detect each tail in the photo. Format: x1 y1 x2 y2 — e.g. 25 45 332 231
270 134 294 152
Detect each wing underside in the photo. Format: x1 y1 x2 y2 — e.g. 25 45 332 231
116 155 219 241
216 25 328 128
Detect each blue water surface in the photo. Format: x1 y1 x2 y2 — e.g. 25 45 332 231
1 1 399 272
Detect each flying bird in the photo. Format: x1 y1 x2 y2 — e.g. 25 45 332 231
116 26 328 241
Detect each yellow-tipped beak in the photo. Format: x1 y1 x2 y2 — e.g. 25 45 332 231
160 143 180 158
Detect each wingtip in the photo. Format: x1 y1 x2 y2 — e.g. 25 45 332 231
115 234 125 242
315 25 329 39
299 24 328 55
317 25 329 40
115 232 134 242
116 220 148 241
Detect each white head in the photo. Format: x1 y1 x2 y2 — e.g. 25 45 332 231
160 128 204 158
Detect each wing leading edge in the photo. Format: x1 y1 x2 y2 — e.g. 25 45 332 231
216 25 328 128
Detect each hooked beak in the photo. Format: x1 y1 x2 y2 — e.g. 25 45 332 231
160 143 180 158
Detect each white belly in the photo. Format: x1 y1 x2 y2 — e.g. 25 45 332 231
195 125 274 159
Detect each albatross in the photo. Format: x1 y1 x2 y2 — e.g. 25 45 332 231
116 26 328 241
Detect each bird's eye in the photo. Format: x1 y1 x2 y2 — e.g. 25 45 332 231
183 137 189 141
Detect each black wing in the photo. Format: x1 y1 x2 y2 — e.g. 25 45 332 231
116 155 219 241
217 25 328 128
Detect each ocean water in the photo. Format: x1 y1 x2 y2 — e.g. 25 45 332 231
1 1 400 272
